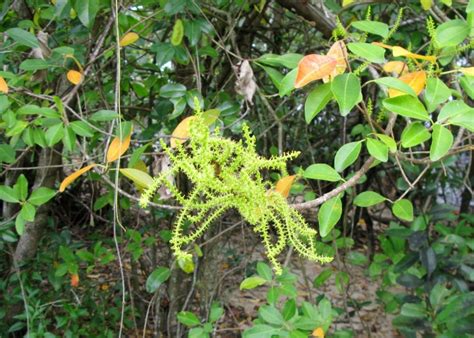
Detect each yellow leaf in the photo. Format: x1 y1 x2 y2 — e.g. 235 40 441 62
383 61 408 75
420 0 433 10
324 40 348 82
59 164 96 192
119 32 139 47
373 43 436 63
460 67 474 76
295 55 337 88
0 76 8 94
67 70 83 85
312 327 325 338
388 71 426 97
119 168 153 189
107 134 131 163
170 116 196 148
275 175 296 198
342 0 355 6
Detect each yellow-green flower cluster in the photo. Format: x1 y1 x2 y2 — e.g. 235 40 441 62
140 113 333 274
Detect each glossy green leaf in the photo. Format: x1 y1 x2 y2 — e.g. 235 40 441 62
257 53 303 69
177 311 200 327
347 42 385 63
279 68 297 97
429 124 453 161
424 78 451 112
334 141 362 172
159 83 186 98
90 110 119 121
6 28 39 48
240 276 267 290
145 267 170 293
383 95 429 121
460 75 474 100
256 262 273 281
63 126 76 152
14 175 28 201
366 138 388 162
19 59 49 71
304 163 342 182
354 191 386 207
17 105 60 118
304 83 332 123
259 305 285 325
438 100 474 132
120 168 154 189
435 19 469 48
352 20 389 38
318 197 342 237
0 185 20 203
375 134 397 153
0 144 15 164
69 121 94 137
373 77 416 97
243 324 282 338
28 187 56 206
171 19 184 46
392 199 414 222
45 123 64 147
260 65 284 91
401 122 431 148
20 202 36 222
331 73 362 116
74 0 100 29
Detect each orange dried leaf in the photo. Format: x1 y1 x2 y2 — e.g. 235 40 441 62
326 40 348 77
460 67 474 76
372 42 393 49
70 273 79 287
59 164 96 192
67 70 83 85
383 61 408 75
312 327 325 338
170 116 196 148
119 32 139 47
107 134 131 162
0 76 8 94
388 71 426 97
275 175 296 198
295 54 337 88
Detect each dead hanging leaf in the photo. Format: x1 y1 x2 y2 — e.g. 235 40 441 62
383 61 408 75
373 43 436 63
235 60 256 105
323 40 348 82
312 327 325 338
295 54 337 88
0 76 8 94
119 32 139 47
67 70 83 85
107 133 132 162
388 71 426 97
460 67 474 76
170 116 196 148
59 164 96 192
70 273 79 287
275 175 296 198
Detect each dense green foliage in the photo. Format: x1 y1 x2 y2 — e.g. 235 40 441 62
0 0 473 337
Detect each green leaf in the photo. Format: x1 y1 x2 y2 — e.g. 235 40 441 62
63 126 76 152
401 122 431 148
354 191 386 207
347 251 369 266
6 28 39 48
259 305 284 325
19 59 50 71
243 324 282 338
313 269 332 287
318 197 342 237
256 262 272 281
120 168 154 189
6 120 28 137
334 141 362 172
424 78 451 112
145 267 171 293
178 256 195 273
14 175 28 201
183 20 203 46
28 187 56 206
45 123 64 146
304 163 342 182
177 311 200 327
171 19 184 46
128 144 149 168
435 19 469 48
19 202 36 222
90 110 119 121
202 109 220 125
373 77 416 96
352 20 389 38
259 65 284 91
438 100 474 132
429 124 453 161
69 121 94 137
375 134 397 153
17 105 60 118
15 215 26 235
347 42 385 63
209 302 224 323
159 83 186 98
240 276 267 290
256 53 303 69
304 83 332 124
331 73 362 116
74 0 100 29
382 95 429 121
460 75 474 100
0 185 20 203
392 199 414 222
366 138 388 162
0 145 15 164
279 68 297 97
